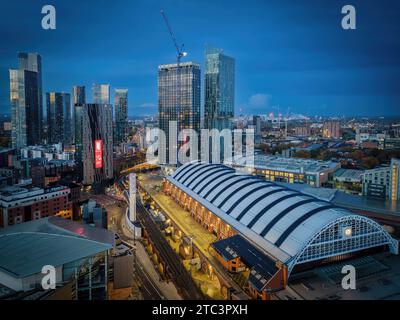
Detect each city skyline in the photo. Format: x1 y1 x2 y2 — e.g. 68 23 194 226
0 0 399 117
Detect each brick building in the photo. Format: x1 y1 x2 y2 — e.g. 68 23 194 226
0 185 72 228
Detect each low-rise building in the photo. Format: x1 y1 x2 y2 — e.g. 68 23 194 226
333 168 364 194
0 185 72 228
226 154 340 187
362 159 400 201
0 216 114 298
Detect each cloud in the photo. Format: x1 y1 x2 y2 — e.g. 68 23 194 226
140 102 157 108
248 93 271 108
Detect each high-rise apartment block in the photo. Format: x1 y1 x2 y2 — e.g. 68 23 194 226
81 104 113 190
204 48 235 131
9 53 43 148
46 92 71 145
92 84 110 104
322 121 341 139
72 85 86 105
114 89 128 144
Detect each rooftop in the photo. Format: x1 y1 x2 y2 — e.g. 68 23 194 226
212 235 279 291
333 168 364 182
274 182 400 215
0 217 114 278
225 154 339 174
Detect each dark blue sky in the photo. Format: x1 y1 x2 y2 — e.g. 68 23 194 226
1 0 399 116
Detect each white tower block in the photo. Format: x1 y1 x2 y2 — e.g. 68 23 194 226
129 173 136 222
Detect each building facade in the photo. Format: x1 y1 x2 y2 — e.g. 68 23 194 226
82 104 113 189
226 155 340 188
92 84 110 104
9 53 43 148
72 85 86 105
114 89 128 144
0 185 72 228
46 92 71 145
322 121 341 139
18 53 43 145
204 48 235 131
363 159 400 201
158 62 201 165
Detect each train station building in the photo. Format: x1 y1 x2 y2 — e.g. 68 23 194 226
162 162 398 299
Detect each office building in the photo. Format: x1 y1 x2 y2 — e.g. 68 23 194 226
114 89 128 144
46 92 71 144
92 84 110 104
158 62 201 165
81 104 113 190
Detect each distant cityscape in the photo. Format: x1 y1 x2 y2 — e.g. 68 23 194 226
1 5 400 303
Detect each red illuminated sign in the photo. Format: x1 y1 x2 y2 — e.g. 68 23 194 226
95 140 103 169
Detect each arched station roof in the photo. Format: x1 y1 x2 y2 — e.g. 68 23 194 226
167 162 398 270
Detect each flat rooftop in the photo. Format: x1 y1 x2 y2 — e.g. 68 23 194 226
333 168 364 182
226 155 339 174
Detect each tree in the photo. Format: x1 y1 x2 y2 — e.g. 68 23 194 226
294 150 311 159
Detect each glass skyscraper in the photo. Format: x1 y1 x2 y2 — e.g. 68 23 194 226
9 52 43 148
92 84 110 104
114 89 128 144
46 92 71 144
158 62 201 165
204 47 235 131
9 69 27 149
72 85 86 145
72 85 86 105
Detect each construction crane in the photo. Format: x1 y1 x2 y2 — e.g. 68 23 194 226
161 9 187 65
160 9 187 165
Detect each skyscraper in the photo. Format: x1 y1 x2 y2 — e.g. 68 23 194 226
18 53 43 144
204 48 235 131
114 89 128 144
9 69 27 149
72 86 86 105
92 84 110 104
9 52 43 148
158 62 201 165
82 103 113 191
46 92 71 144
72 86 86 145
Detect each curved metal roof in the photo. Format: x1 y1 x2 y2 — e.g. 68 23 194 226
168 162 396 265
